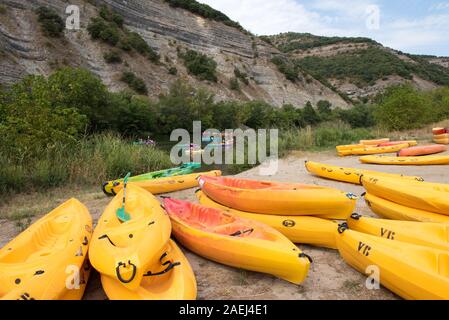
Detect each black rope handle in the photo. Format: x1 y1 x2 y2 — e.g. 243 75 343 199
350 213 362 220
338 223 349 234
102 182 113 196
115 261 137 284
144 261 181 277
229 228 254 237
299 253 313 263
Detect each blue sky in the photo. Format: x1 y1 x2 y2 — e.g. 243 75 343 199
199 0 449 56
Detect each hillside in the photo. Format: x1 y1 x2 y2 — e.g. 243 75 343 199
264 32 449 101
0 0 349 108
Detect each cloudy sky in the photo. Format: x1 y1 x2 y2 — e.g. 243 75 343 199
199 0 449 56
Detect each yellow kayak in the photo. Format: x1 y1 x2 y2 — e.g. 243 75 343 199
109 171 222 195
360 155 449 165
196 190 338 249
337 225 449 300
101 240 197 300
164 198 311 285
434 137 449 145
339 143 409 157
362 176 449 215
360 138 390 145
364 193 449 223
348 214 449 251
0 199 92 300
89 185 171 291
336 144 365 152
305 161 424 185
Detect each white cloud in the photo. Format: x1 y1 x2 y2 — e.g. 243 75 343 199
429 2 449 11
198 0 448 55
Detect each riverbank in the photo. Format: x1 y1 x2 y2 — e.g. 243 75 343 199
2 149 448 299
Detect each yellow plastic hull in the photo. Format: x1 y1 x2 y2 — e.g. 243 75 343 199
360 138 390 145
305 161 424 185
0 198 92 300
360 155 449 165
110 171 222 195
364 193 449 223
196 190 338 249
434 138 449 145
337 228 449 300
101 240 197 300
348 215 449 251
90 185 172 291
339 143 409 157
362 176 449 215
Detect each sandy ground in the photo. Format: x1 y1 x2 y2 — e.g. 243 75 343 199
1 150 449 300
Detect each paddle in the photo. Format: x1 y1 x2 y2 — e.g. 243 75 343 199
116 172 131 222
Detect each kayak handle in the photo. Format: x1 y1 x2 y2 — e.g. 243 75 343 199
229 228 254 237
350 213 362 220
338 223 349 234
299 253 313 263
144 261 181 277
116 261 137 284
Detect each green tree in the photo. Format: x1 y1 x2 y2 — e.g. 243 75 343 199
303 102 320 125
0 75 87 159
374 85 430 130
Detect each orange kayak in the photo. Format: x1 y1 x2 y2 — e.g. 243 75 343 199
163 198 311 284
398 145 447 157
198 175 357 219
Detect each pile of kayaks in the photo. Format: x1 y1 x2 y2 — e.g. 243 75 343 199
102 164 221 196
303 158 449 299
336 216 449 299
362 175 449 223
335 135 449 165
433 127 449 145
91 185 197 300
4 154 449 301
336 138 416 157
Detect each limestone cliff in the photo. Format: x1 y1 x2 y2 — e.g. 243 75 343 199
0 0 349 108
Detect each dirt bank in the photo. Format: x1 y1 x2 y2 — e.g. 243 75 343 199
2 150 449 300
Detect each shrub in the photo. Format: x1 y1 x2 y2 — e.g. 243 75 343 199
165 0 244 31
271 56 300 82
230 77 240 91
168 66 178 75
87 17 120 45
337 104 376 128
121 71 148 95
374 85 432 131
0 5 7 14
179 50 217 82
36 6 65 38
126 31 160 62
234 68 249 85
99 5 124 28
104 50 122 63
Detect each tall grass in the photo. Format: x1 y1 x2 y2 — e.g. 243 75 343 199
0 134 172 195
278 121 374 156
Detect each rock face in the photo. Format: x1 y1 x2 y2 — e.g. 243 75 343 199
0 0 349 108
